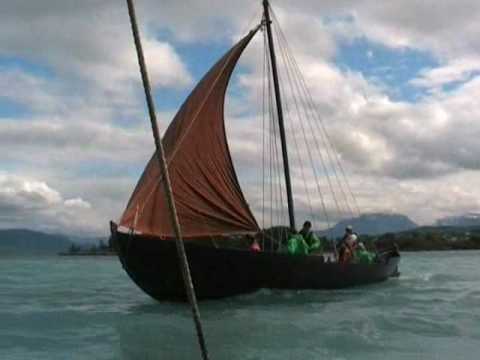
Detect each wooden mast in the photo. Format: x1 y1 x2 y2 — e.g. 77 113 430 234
263 0 296 231
125 1 210 359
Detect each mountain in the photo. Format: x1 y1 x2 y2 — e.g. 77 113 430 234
435 213 480 227
0 229 72 254
320 213 418 238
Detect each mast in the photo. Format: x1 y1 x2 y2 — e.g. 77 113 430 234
125 1 210 359
263 0 296 231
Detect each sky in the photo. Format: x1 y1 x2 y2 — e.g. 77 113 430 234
2 0 480 236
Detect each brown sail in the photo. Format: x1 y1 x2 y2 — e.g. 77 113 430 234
119 29 259 239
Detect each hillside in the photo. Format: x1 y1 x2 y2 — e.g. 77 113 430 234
373 225 480 251
0 229 72 254
320 213 417 238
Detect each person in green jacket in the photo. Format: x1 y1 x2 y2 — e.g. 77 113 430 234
355 242 375 264
299 220 322 253
287 233 310 255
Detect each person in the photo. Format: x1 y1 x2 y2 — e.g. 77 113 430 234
338 225 358 263
287 232 309 255
355 242 375 264
299 220 322 253
340 225 358 246
248 235 261 252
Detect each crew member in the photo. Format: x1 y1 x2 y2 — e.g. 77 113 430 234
299 220 322 253
248 235 261 252
355 242 375 264
287 233 309 255
339 225 358 263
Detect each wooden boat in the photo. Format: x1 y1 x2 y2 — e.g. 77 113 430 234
112 222 399 301
111 1 400 302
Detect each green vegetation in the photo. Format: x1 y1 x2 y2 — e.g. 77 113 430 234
61 238 115 256
368 226 480 251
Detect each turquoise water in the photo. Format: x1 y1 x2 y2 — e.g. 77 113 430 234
0 251 479 360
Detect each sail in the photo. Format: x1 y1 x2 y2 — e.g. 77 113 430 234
119 29 260 239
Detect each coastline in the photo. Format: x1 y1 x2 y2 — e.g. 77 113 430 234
58 251 116 256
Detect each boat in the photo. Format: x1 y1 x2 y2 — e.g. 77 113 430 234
110 0 400 302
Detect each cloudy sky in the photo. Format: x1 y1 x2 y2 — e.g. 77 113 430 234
2 0 480 236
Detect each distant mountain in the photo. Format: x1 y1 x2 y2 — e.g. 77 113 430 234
320 213 418 238
436 213 480 227
0 229 72 254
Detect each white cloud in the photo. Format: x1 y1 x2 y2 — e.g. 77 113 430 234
0 117 152 169
0 174 102 235
64 198 92 209
223 1 480 226
0 0 192 94
410 57 480 91
0 175 62 208
3 0 480 233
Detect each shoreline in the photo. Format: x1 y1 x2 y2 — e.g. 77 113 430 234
58 251 116 256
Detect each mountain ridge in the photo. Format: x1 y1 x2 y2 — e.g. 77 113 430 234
0 228 72 254
319 213 418 238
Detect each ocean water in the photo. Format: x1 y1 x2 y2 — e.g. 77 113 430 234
0 251 479 360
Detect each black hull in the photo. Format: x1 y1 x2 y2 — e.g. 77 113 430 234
111 225 400 302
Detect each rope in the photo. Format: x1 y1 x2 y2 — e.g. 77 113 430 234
271 8 360 221
261 22 268 250
273 23 327 229
273 19 350 220
271 17 340 227
271 8 361 218
262 34 286 250
125 2 210 360
275 48 315 222
264 25 288 249
271 80 285 249
268 52 274 234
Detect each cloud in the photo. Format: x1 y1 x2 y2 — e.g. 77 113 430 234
0 0 192 94
337 0 480 58
0 174 100 234
2 0 480 234
0 117 152 171
223 1 480 227
0 175 61 209
64 198 92 209
410 57 480 91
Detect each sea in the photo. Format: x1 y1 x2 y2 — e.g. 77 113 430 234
0 251 479 360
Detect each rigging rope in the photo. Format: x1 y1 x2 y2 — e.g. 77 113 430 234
275 47 315 222
270 15 345 227
272 23 346 226
261 22 290 250
271 71 287 249
259 4 363 251
274 24 352 220
270 8 361 219
125 1 210 360
270 8 361 221
261 23 268 250
272 24 331 230
268 52 285 250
